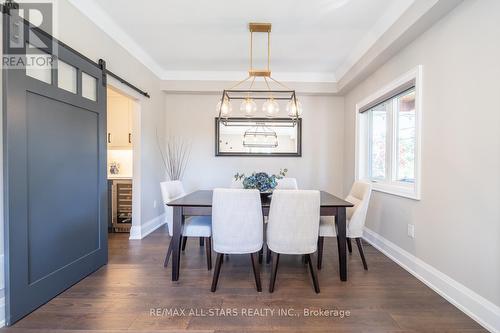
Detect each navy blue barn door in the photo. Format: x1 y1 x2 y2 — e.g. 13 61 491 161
3 9 108 324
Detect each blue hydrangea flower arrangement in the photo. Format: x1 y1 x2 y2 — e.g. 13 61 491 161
234 169 288 193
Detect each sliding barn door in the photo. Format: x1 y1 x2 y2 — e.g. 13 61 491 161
3 11 108 324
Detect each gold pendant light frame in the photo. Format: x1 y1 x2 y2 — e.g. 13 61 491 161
217 23 301 127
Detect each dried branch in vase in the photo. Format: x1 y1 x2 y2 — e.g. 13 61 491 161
156 130 191 181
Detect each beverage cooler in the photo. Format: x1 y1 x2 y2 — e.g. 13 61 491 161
108 179 132 232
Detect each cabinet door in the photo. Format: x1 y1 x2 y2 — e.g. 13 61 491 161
107 96 130 148
106 97 117 147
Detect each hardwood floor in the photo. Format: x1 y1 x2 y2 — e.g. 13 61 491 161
1 226 485 332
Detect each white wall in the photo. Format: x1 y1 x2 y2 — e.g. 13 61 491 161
55 1 166 225
165 93 344 197
344 0 500 313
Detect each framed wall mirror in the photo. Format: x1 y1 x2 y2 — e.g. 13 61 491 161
215 118 302 157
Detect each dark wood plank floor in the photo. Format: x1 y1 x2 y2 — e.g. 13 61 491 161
1 226 485 332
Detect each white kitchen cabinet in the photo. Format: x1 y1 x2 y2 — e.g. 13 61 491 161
107 95 133 149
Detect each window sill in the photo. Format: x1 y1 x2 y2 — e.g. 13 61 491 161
369 181 421 201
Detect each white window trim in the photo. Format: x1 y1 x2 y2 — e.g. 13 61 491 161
355 66 422 200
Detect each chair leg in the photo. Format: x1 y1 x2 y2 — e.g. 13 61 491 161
164 240 173 267
266 247 272 264
317 236 324 270
356 238 368 270
301 254 307 264
199 237 204 246
307 254 320 293
211 253 224 292
178 234 183 252
175 234 183 272
205 237 212 270
336 235 341 257
347 238 352 254
269 252 280 293
181 236 188 251
258 247 263 264
250 252 262 292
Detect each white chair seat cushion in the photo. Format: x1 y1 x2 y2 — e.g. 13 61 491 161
182 216 212 237
317 182 372 239
319 216 357 238
319 216 337 237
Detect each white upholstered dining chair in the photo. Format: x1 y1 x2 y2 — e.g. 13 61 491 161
275 177 298 190
160 181 212 270
211 189 263 292
267 190 321 293
230 178 244 188
264 177 298 263
317 181 372 270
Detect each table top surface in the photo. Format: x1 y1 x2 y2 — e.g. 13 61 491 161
167 190 353 208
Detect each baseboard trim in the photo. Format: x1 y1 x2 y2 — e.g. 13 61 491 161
129 213 166 240
363 227 500 333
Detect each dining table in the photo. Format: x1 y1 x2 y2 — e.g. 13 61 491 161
166 190 354 282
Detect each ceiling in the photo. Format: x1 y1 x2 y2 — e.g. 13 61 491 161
69 0 416 82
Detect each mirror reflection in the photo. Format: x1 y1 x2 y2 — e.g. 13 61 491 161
215 118 302 156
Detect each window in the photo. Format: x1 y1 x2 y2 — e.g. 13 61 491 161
396 90 416 183
356 67 421 200
368 102 388 180
25 43 52 84
57 59 77 93
82 72 97 101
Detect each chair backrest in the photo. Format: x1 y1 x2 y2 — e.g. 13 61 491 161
345 181 372 238
275 177 298 190
160 180 186 236
212 189 263 254
230 178 244 188
267 190 320 254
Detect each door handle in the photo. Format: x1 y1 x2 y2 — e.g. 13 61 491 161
108 133 111 143
128 133 132 144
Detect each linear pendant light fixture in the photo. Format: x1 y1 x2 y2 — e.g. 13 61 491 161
216 23 303 126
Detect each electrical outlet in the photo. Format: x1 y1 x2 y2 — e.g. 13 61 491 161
407 224 415 238
153 200 157 208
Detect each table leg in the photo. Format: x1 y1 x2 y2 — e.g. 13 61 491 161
337 207 347 281
171 206 182 281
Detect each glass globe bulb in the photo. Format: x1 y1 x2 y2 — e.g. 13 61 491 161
263 98 280 117
286 99 303 117
216 98 232 116
240 98 257 117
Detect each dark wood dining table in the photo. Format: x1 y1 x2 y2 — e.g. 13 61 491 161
167 190 354 282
